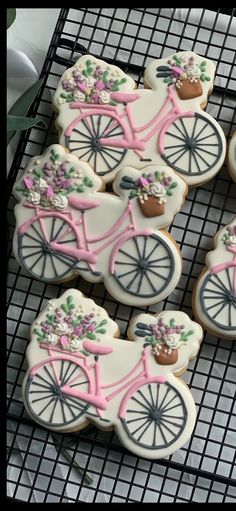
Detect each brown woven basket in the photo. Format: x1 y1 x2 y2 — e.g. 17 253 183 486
139 197 164 217
176 79 202 100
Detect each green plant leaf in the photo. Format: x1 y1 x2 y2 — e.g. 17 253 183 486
7 78 44 144
77 185 85 193
33 328 44 339
87 333 96 340
98 319 107 327
7 8 16 29
7 115 44 133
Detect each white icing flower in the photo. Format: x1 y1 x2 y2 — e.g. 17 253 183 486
69 338 82 352
46 333 59 345
55 322 70 335
74 91 86 102
86 76 95 88
228 235 236 246
164 334 180 349
58 97 66 105
185 65 200 78
37 178 48 191
51 195 68 210
28 190 41 205
149 183 166 198
99 90 110 104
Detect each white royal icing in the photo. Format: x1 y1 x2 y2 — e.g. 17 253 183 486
228 133 236 183
53 52 226 186
194 217 236 339
22 289 203 460
13 146 185 307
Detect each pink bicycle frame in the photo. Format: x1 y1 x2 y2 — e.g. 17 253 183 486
65 86 195 157
31 344 166 418
210 245 236 293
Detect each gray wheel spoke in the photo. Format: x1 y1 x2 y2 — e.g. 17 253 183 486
117 268 138 279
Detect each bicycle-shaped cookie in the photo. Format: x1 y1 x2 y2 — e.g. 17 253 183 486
54 52 225 184
23 290 203 459
194 220 236 338
14 150 183 306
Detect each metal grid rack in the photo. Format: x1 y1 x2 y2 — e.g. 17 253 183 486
7 8 236 503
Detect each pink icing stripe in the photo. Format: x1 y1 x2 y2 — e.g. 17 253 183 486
159 111 195 154
61 386 108 410
65 109 124 137
211 260 236 274
93 226 131 256
70 102 117 111
109 229 153 274
119 375 167 419
50 241 97 264
131 92 171 134
110 92 140 103
102 357 143 390
83 340 114 355
18 211 75 235
68 196 100 210
30 355 93 393
87 207 130 243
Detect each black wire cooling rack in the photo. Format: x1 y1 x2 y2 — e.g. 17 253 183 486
7 8 236 503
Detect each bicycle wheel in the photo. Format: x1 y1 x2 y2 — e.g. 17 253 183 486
112 233 174 298
121 380 187 451
161 113 222 176
200 268 236 331
18 215 78 281
65 113 127 176
24 357 90 429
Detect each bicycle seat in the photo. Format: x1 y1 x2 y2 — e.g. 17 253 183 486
68 196 100 210
110 92 140 103
83 340 114 355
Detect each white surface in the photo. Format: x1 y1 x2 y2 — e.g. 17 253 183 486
7 8 60 74
7 9 60 173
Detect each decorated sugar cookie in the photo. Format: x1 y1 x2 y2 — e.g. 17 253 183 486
193 218 236 339
53 52 226 186
228 132 236 182
22 289 203 460
13 145 185 307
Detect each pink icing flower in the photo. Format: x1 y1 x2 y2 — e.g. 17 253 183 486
77 81 87 93
60 179 73 189
171 65 185 78
60 335 69 348
138 176 149 188
23 176 33 189
95 80 106 91
90 93 100 103
74 325 83 337
87 324 95 333
46 186 54 199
